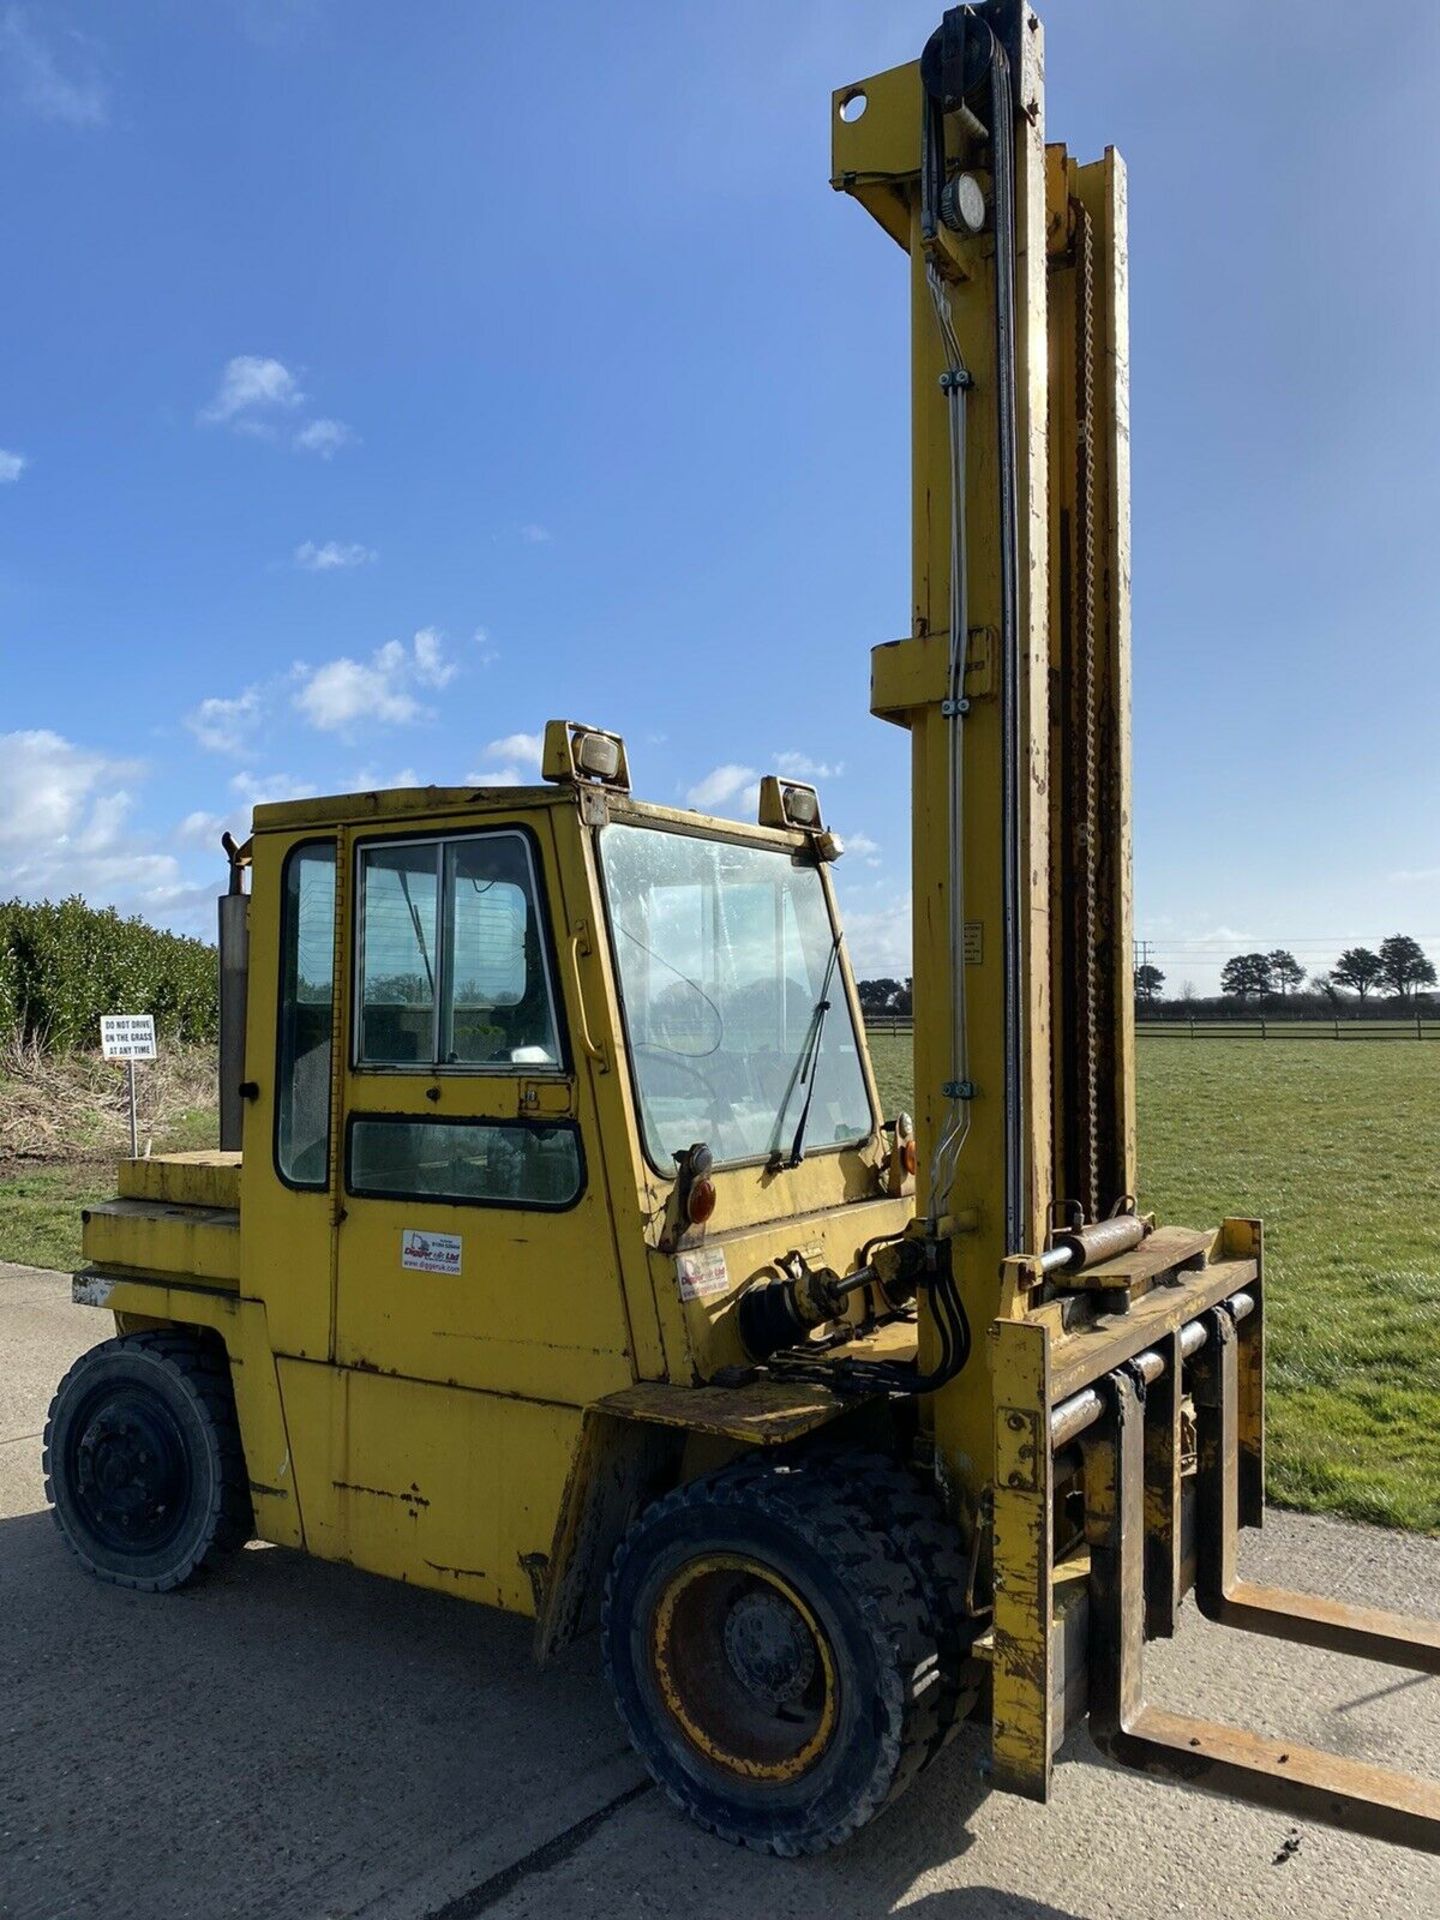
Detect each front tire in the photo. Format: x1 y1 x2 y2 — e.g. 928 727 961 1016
44 1330 252 1592
601 1458 941 1854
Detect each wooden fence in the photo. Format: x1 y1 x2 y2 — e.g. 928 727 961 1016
1138 1018 1440 1041
864 1015 1439 1041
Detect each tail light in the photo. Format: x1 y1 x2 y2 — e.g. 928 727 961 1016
678 1141 716 1229
687 1176 717 1226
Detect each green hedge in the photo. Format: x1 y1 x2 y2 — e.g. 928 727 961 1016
0 897 218 1050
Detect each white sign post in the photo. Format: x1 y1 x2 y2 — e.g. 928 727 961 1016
100 1015 157 1158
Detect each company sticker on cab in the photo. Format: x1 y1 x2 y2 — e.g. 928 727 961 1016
402 1229 462 1276
677 1245 728 1302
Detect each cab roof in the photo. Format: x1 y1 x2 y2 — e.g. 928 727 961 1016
249 783 814 855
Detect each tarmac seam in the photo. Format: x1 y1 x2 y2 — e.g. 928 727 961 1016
420 1780 653 1919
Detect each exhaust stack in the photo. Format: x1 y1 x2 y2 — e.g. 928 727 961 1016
218 832 250 1153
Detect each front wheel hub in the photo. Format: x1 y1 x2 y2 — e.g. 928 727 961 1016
723 1587 818 1706
72 1390 190 1554
649 1554 838 1783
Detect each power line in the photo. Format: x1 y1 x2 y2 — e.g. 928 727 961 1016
1135 938 1440 953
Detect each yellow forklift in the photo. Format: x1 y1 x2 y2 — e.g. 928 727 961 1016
47 0 1439 1858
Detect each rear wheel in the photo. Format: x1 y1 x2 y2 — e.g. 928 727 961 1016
601 1458 941 1854
44 1330 252 1592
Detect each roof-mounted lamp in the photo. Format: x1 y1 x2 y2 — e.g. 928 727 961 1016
541 720 631 791
757 775 844 861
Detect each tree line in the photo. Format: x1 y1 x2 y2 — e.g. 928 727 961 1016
0 897 218 1051
858 934 1438 1023
856 977 914 1016
1135 934 1437 1012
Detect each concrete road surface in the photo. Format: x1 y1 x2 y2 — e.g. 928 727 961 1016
2 1260 1437 1920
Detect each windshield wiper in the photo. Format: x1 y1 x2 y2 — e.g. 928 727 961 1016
782 935 842 1169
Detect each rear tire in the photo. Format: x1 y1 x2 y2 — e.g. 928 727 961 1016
44 1330 253 1592
601 1457 941 1854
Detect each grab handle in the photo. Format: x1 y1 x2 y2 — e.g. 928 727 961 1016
569 922 610 1073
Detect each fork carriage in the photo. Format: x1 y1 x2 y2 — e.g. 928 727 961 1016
986 1221 1440 1848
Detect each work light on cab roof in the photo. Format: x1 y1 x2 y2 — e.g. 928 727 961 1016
541 718 630 790
757 774 844 861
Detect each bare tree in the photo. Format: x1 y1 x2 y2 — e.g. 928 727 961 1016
1311 970 1341 1010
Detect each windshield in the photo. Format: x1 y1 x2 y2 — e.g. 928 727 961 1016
598 820 874 1169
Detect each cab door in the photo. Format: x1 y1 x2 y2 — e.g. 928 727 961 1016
330 810 635 1406
241 828 341 1365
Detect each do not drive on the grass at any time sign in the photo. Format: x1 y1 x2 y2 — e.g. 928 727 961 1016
100 1014 156 1157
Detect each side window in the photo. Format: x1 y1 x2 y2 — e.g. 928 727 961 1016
356 831 562 1070
276 841 337 1188
358 845 439 1065
348 1116 583 1210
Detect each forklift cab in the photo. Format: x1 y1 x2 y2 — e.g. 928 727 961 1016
60 722 916 1623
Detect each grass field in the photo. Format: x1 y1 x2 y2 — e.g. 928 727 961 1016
870 1032 1440 1532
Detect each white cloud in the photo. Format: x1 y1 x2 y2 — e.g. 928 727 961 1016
176 809 226 849
191 631 456 752
681 753 844 819
0 10 109 127
473 627 499 667
519 523 552 545
686 763 760 815
199 363 356 458
230 770 320 810
352 766 419 792
484 730 543 769
293 539 375 572
0 731 136 848
774 751 843 780
412 627 456 688
465 766 525 787
1390 866 1440 884
296 658 420 732
181 783 300 853
838 890 912 977
293 629 456 734
293 416 353 458
200 355 304 427
76 789 134 852
0 729 188 909
0 448 25 483
185 686 263 756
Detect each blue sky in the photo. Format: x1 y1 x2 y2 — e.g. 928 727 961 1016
2 0 1438 995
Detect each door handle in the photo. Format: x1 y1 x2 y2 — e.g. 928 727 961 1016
569 924 610 1074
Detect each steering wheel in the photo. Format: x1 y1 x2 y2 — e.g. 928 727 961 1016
633 1044 733 1146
